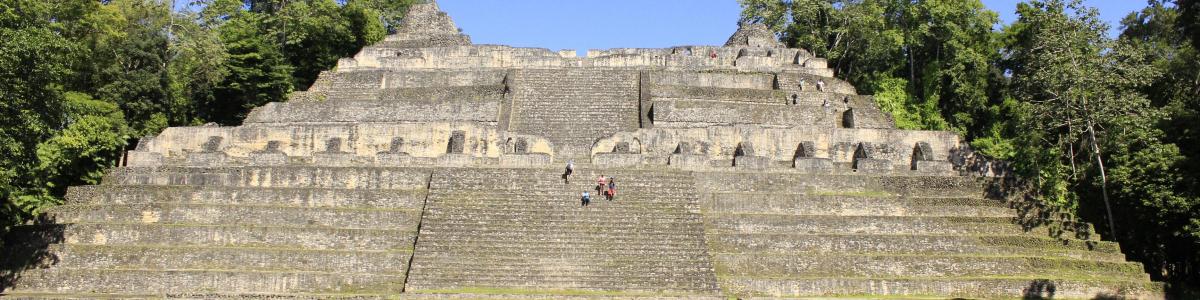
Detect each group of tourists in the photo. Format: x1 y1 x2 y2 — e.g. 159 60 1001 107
563 160 617 207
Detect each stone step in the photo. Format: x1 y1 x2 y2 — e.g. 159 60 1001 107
717 277 1162 299
39 244 411 274
713 253 1149 281
65 185 427 209
418 222 705 236
413 245 710 257
0 292 403 300
408 264 714 278
416 230 708 245
410 255 712 267
7 223 416 251
400 293 724 300
424 199 700 211
427 195 698 207
105 166 431 190
422 209 700 222
46 204 422 230
404 274 718 294
0 292 726 300
704 214 1093 238
708 233 1124 257
429 184 697 194
7 268 405 294
430 167 694 179
694 172 986 197
704 193 1011 217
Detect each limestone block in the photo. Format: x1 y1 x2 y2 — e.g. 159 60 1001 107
803 58 828 69
375 153 414 166
125 151 163 167
669 154 711 170
499 153 551 167
593 153 643 168
184 152 228 166
914 160 956 176
854 158 894 173
440 153 473 167
793 157 834 173
735 56 778 73
248 152 288 166
734 155 771 169
312 153 361 166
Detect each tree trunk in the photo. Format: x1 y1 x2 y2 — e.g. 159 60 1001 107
1087 120 1117 237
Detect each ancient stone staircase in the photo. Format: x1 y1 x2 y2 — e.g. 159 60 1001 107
405 167 720 296
696 171 1159 299
1 166 430 297
508 69 641 161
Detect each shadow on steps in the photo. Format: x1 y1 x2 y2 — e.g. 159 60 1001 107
0 220 64 292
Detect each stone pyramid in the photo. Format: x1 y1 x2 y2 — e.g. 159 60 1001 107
0 2 1164 299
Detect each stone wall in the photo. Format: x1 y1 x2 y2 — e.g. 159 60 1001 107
131 122 554 165
591 126 961 169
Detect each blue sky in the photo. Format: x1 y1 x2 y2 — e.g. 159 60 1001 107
437 0 1151 52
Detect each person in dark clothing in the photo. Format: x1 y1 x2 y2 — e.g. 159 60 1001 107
606 177 616 201
563 159 574 184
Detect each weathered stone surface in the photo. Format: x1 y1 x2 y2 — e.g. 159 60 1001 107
854 158 895 173
593 153 643 167
793 157 834 172
0 2 1163 299
498 153 551 167
732 155 770 169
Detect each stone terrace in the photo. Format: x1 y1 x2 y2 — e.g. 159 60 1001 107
0 1 1164 299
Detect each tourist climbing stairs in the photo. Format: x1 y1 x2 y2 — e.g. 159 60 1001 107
405 167 721 297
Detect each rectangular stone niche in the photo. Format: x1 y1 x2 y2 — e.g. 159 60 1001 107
592 153 643 168
793 157 833 173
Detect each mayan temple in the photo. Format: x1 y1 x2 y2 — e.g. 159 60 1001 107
0 1 1166 299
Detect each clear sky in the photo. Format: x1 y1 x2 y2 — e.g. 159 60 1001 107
437 0 1152 52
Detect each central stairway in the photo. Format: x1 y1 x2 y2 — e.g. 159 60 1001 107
508 69 641 162
405 167 721 296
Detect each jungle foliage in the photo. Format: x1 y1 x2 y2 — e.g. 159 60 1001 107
742 0 1200 294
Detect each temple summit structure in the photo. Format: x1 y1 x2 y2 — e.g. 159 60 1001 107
1 1 1164 299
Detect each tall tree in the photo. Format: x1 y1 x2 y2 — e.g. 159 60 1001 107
207 13 293 125
738 0 1000 135
1119 0 1200 288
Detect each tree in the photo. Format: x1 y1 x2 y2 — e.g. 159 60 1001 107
0 0 87 228
1005 0 1159 236
738 0 1001 135
346 0 419 34
207 13 293 125
1118 0 1200 288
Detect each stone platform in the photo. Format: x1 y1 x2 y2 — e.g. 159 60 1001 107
0 1 1164 299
